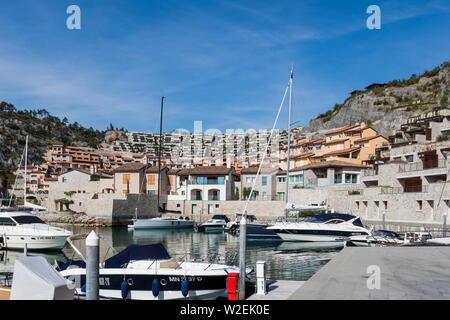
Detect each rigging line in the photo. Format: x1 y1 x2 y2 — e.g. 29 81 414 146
8 145 25 208
243 83 290 216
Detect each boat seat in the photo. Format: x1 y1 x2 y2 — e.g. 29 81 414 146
159 260 180 269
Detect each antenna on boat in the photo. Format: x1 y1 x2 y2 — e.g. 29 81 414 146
285 69 293 221
157 96 165 216
238 71 291 300
23 135 28 208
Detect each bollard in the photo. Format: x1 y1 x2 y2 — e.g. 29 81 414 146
227 273 239 300
86 231 100 300
256 261 266 295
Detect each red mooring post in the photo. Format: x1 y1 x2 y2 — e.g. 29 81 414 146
227 273 239 300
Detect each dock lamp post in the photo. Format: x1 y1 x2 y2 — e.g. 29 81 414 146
86 231 100 300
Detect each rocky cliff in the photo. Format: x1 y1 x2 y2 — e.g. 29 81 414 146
305 62 449 138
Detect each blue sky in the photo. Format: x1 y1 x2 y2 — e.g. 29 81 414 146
0 0 449 134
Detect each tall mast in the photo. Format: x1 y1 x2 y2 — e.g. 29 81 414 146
157 96 164 214
284 69 293 221
24 135 28 206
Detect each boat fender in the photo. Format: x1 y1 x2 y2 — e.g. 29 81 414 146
121 280 128 299
81 284 86 293
181 279 189 297
152 278 159 297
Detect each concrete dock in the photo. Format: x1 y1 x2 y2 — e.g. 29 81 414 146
247 280 305 300
289 246 450 300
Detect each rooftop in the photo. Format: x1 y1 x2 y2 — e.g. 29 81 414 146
114 163 147 173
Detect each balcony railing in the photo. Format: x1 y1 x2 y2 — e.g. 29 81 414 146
380 185 428 194
398 159 446 172
362 168 378 177
186 179 225 185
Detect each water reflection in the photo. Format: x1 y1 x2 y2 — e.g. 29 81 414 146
2 225 342 281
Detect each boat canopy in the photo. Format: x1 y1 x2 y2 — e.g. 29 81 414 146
104 244 171 268
211 215 229 223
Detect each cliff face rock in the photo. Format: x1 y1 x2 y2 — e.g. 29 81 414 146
307 63 449 138
104 130 128 144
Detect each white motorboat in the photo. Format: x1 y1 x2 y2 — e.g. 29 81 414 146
132 216 194 230
199 215 229 233
267 213 371 242
345 230 404 247
58 241 242 300
0 208 72 250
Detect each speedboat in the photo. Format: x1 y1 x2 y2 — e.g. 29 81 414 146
132 216 194 230
345 230 404 247
58 241 242 300
267 213 371 242
199 215 229 233
0 207 72 250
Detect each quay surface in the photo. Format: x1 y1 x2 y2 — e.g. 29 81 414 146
247 280 305 300
289 246 450 300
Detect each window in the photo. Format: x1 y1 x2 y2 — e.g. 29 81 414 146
246 177 256 184
192 204 197 214
208 204 214 214
0 217 16 226
263 192 267 199
383 201 388 210
262 176 267 186
417 200 423 211
406 155 414 163
123 174 130 184
277 192 285 201
12 216 45 225
334 174 342 184
148 175 155 185
345 174 358 184
356 201 360 210
278 177 286 183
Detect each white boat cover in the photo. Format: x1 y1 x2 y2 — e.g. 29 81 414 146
10 255 74 300
23 201 47 211
285 203 328 211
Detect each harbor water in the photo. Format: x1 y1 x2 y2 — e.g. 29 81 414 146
0 225 341 282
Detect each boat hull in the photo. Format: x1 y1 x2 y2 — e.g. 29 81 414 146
274 230 369 242
61 271 230 300
204 225 224 233
0 234 68 250
133 219 195 230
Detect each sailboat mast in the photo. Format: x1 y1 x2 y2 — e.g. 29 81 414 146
284 69 293 221
157 96 164 214
24 135 28 206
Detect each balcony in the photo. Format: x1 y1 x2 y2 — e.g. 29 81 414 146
186 178 225 185
380 185 429 194
362 168 378 177
398 159 446 173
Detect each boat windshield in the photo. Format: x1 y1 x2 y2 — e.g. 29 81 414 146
12 215 46 225
375 230 400 238
303 213 356 223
